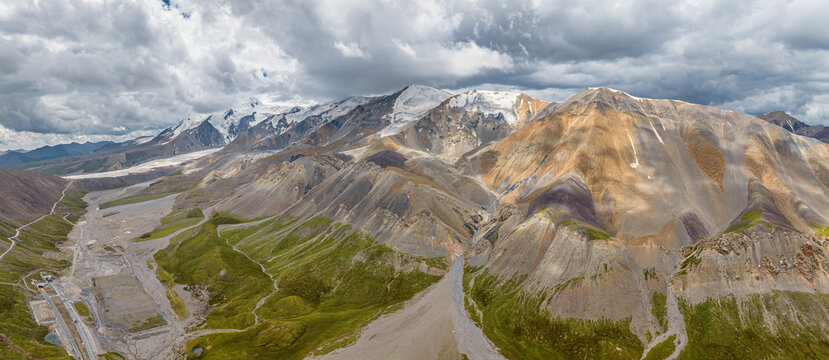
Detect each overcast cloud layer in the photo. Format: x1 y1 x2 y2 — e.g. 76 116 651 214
1 0 828 150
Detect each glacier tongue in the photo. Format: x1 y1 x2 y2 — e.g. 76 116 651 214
379 84 452 137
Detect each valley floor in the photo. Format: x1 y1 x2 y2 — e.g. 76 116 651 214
317 255 504 360
56 182 209 359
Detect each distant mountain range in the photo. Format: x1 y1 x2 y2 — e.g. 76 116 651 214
0 141 112 168
10 90 827 177
3 98 290 175
758 110 829 143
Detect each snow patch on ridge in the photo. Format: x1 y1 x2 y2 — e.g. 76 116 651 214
211 98 262 141
165 115 206 143
379 85 452 137
164 98 294 144
448 90 522 124
608 87 645 101
627 131 641 168
270 96 372 134
131 136 155 145
649 122 664 145
588 87 646 101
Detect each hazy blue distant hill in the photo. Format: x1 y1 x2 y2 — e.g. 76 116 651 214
0 141 112 168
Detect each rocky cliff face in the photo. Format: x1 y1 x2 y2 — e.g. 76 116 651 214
674 228 829 302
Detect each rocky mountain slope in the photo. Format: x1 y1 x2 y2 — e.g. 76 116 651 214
0 170 87 359
13 99 290 176
758 110 829 143
0 170 69 226
153 85 829 359
392 89 549 162
452 88 829 358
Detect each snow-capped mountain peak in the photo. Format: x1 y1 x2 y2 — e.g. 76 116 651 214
268 96 373 133
162 98 296 145
162 114 209 143
448 90 523 124
379 84 453 137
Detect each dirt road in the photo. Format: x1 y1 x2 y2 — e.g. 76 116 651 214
0 181 72 262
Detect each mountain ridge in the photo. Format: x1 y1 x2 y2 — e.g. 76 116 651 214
758 109 829 143
0 141 112 168
153 84 829 359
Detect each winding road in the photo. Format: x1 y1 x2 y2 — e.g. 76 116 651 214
50 281 97 359
0 181 72 263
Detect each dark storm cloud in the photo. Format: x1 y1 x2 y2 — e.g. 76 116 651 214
452 0 684 62
1 0 829 150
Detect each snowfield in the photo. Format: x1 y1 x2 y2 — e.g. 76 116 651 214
62 148 221 179
448 90 522 124
270 96 372 134
379 84 452 137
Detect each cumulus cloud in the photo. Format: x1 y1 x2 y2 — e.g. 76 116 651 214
0 0 296 149
334 42 368 58
1 0 829 150
0 123 157 151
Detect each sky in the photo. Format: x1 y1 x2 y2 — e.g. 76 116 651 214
1 0 829 150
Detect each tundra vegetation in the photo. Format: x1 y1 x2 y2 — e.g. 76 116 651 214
137 208 204 241
463 268 643 359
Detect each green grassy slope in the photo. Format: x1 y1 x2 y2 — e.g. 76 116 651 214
154 220 271 329
0 187 86 359
643 335 676 360
463 268 643 360
155 214 441 359
0 284 70 360
137 208 204 241
678 292 829 360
